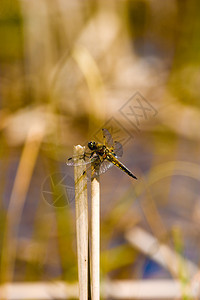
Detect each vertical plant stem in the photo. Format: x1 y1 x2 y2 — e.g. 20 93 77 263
74 145 88 300
0 126 44 284
91 176 100 300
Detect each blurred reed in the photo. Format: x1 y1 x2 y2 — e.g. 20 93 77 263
1 125 44 282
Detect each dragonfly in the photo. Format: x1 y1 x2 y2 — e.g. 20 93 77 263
67 128 137 179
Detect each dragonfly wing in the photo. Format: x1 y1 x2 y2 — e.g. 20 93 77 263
113 141 123 158
102 128 113 147
66 155 93 166
98 160 114 175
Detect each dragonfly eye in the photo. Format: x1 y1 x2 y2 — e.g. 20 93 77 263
88 141 96 150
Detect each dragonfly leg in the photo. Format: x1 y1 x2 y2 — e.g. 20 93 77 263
89 151 95 158
83 152 92 158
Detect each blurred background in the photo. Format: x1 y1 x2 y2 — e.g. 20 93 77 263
1 0 200 299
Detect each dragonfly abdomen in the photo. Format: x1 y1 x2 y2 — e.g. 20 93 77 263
105 154 137 180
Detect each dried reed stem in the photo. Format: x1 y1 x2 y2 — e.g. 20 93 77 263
74 145 88 300
91 176 100 300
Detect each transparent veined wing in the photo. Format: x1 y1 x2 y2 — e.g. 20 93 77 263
66 153 99 166
113 141 123 158
92 160 114 177
102 128 113 147
99 160 114 174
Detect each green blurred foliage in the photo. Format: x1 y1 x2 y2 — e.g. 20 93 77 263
0 0 23 61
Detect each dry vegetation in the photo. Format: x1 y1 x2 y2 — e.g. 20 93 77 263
1 0 200 299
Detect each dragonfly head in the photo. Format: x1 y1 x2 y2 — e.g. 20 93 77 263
88 141 97 150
